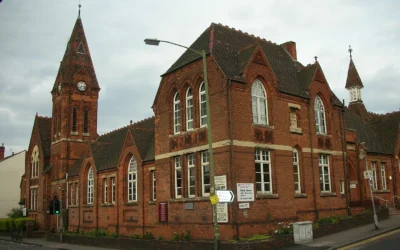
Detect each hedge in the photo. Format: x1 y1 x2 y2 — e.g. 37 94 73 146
0 218 35 231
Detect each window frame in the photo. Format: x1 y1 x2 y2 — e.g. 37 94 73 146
201 151 210 197
103 178 108 204
174 157 182 199
111 177 115 204
380 163 387 190
186 88 194 131
251 79 268 125
314 96 327 134
70 183 74 205
340 180 345 194
187 154 195 198
293 148 301 193
72 106 77 133
83 108 89 134
318 155 331 192
87 167 94 204
255 149 272 194
76 183 79 205
128 156 138 202
152 171 156 201
173 92 181 134
199 82 207 127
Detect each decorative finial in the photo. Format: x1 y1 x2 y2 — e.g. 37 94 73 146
348 45 353 59
314 56 318 62
78 2 81 18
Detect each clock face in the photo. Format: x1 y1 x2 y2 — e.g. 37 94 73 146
58 83 62 93
77 81 87 91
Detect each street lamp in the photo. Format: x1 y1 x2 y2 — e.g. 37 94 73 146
145 38 220 249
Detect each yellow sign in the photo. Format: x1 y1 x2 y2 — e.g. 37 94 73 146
210 195 219 205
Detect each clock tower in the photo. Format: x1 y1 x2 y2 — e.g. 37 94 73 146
50 11 100 181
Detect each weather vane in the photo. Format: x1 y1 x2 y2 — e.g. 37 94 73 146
78 0 82 17
348 45 353 59
314 56 318 62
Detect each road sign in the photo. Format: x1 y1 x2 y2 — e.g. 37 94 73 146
216 190 234 203
363 170 372 179
210 195 219 205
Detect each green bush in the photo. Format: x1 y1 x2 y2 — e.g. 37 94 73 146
7 208 23 219
110 232 119 238
130 234 139 239
14 218 35 230
0 218 14 231
317 216 340 225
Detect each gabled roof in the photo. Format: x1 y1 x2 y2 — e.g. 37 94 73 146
162 23 347 103
345 108 400 154
68 156 84 177
36 116 52 157
130 117 155 162
52 16 99 92
88 117 155 172
90 126 130 172
345 59 364 89
0 150 26 163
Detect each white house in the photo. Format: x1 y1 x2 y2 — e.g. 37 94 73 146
0 144 26 218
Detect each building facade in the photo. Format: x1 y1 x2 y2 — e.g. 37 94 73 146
0 144 26 218
22 13 400 240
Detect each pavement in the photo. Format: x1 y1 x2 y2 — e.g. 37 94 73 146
0 216 399 250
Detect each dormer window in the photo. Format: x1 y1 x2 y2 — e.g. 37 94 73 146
251 79 268 125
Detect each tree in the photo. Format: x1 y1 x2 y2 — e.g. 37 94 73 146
7 207 23 218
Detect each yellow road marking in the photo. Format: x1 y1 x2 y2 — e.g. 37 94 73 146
339 229 400 250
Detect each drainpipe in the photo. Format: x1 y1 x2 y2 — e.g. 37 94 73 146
308 99 319 220
66 173 69 209
340 100 350 215
227 79 238 239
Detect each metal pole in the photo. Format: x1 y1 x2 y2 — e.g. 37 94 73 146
369 178 379 230
202 50 219 250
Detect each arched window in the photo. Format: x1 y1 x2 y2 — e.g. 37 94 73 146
186 88 193 131
87 166 94 204
314 96 326 134
251 79 268 125
128 156 137 202
83 108 89 134
199 82 207 127
173 92 180 134
31 146 39 178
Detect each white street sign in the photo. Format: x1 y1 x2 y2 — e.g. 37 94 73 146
237 183 254 202
239 203 250 209
216 190 235 203
363 170 372 179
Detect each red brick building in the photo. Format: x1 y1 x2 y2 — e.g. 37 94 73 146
22 13 400 240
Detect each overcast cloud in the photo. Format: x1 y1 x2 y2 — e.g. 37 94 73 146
0 0 399 157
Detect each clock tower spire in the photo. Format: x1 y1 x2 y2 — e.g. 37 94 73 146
50 8 100 177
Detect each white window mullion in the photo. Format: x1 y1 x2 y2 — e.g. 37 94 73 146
200 82 207 127
381 163 387 190
201 151 210 196
319 155 331 192
87 167 94 204
128 157 137 202
188 154 195 198
152 171 156 201
173 92 181 134
293 149 301 193
186 88 193 131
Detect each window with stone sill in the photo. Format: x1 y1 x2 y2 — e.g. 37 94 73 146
151 171 156 201
380 163 387 190
251 79 268 125
201 151 210 197
293 148 301 194
314 96 326 134
318 155 331 192
111 177 115 204
199 82 207 127
186 88 194 131
255 149 272 194
128 156 138 202
175 156 182 198
87 166 94 204
103 178 108 204
340 180 345 194
173 92 181 134
187 154 195 198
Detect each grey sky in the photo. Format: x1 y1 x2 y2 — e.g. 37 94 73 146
0 0 399 157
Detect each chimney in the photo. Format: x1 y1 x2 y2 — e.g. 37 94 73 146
0 143 5 160
281 41 297 60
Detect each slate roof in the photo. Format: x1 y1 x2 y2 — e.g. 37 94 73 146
163 23 343 105
130 117 155 162
36 116 52 157
87 117 155 172
68 156 84 177
90 126 130 172
344 108 400 154
345 59 364 89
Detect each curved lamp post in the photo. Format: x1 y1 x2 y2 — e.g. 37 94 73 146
145 38 220 249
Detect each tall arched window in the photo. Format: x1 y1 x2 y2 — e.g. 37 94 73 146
72 106 77 133
173 92 181 134
87 166 94 204
83 108 89 134
128 156 137 202
186 88 193 131
199 82 207 127
314 96 326 134
251 79 268 125
31 146 39 178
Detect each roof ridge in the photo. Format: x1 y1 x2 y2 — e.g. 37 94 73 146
213 22 277 46
131 116 155 126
